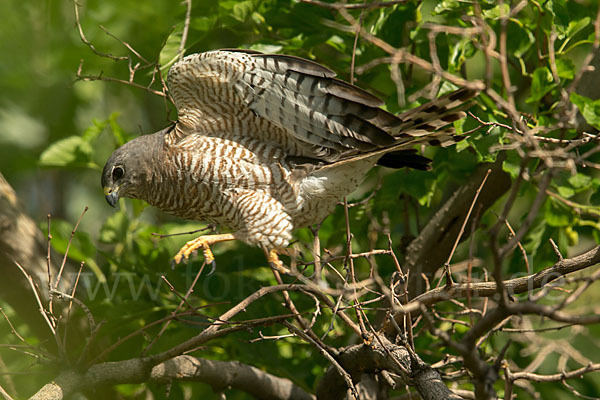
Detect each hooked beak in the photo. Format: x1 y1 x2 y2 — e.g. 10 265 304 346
103 187 119 208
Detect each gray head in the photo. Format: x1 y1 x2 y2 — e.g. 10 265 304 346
101 128 169 207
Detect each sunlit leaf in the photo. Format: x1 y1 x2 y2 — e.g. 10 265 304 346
159 23 183 69
556 58 575 79
527 67 556 103
482 3 510 20
39 136 99 169
232 1 253 22
571 92 600 130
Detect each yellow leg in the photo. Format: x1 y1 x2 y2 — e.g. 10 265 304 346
174 233 236 264
266 249 290 274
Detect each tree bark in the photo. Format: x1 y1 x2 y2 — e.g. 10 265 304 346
30 355 315 400
316 336 461 400
152 355 315 400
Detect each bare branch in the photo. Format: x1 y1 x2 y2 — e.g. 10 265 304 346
151 355 315 400
509 363 600 383
178 0 192 62
442 169 491 288
73 0 128 61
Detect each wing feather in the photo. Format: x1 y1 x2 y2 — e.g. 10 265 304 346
238 65 396 148
252 53 337 78
240 71 392 148
167 50 479 161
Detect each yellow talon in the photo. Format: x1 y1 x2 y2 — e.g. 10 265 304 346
267 249 290 274
173 233 236 265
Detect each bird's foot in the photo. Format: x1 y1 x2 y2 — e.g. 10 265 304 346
173 233 236 265
267 249 290 274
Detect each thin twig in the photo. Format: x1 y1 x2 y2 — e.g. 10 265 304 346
62 261 85 347
13 262 62 354
178 0 192 61
0 383 14 400
73 0 128 61
441 169 491 288
54 206 88 294
142 261 208 356
284 321 359 399
343 197 368 336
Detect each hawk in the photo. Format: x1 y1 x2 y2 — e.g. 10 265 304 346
101 50 477 269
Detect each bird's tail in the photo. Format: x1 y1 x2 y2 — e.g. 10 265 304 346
389 87 478 146
319 87 478 171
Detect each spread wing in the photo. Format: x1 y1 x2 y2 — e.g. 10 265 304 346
167 49 477 161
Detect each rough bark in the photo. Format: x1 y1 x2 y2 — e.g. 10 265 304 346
152 355 315 400
30 356 315 400
316 336 461 400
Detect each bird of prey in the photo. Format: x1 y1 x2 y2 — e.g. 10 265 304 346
101 50 477 270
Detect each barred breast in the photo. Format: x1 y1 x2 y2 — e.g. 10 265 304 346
143 133 300 248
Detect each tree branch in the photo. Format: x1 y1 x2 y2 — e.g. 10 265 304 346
316 335 461 400
152 355 315 400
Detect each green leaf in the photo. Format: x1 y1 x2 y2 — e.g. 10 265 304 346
100 210 129 244
379 3 419 47
470 129 503 163
556 185 575 199
251 11 265 26
82 118 109 142
556 58 575 79
510 26 535 58
483 4 510 20
527 67 556 103
325 35 346 52
566 17 591 38
39 117 109 169
191 16 215 32
384 170 437 207
571 92 600 130
523 218 546 255
449 37 476 72
370 8 392 36
433 0 462 14
545 0 570 36
108 112 128 147
249 44 282 53
591 188 600 206
159 23 183 69
502 150 523 179
39 136 98 169
568 173 592 189
544 199 572 227
232 1 253 22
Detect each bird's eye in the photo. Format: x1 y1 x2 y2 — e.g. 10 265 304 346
112 166 124 180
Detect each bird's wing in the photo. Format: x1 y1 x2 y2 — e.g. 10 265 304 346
167 50 476 160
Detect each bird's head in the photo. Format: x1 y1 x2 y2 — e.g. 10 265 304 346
101 132 164 208
101 143 136 208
